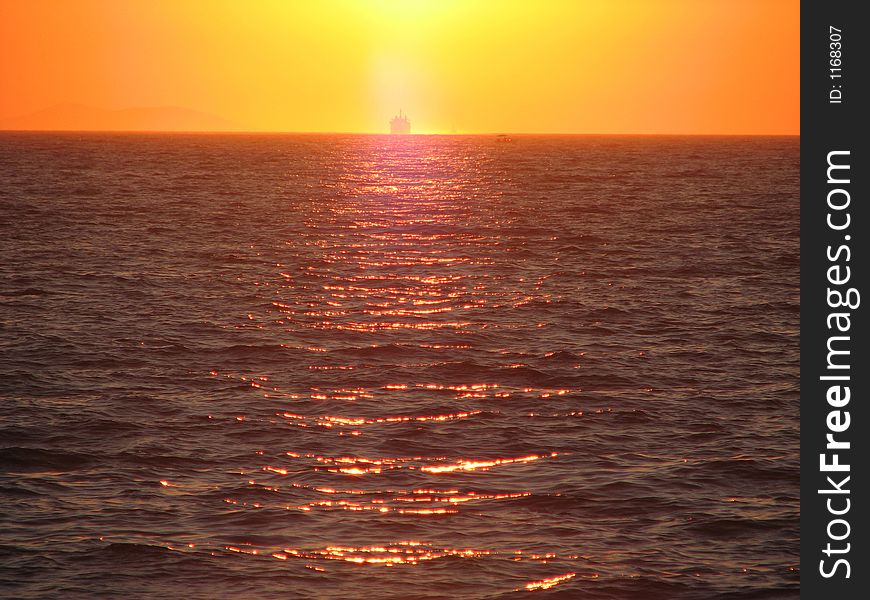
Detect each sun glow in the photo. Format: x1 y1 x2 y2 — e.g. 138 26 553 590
1 0 799 133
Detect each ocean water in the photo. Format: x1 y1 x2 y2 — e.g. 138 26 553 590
0 133 799 599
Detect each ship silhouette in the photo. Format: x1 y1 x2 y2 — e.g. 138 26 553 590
390 110 410 135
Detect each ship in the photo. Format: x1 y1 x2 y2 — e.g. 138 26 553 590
390 109 410 135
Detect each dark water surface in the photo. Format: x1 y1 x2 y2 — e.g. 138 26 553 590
0 133 799 599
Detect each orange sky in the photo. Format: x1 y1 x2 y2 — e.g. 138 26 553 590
0 0 799 134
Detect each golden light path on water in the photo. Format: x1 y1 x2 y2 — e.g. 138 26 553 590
185 137 591 593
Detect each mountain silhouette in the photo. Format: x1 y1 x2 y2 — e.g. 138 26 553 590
0 103 238 132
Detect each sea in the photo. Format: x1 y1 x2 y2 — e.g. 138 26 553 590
0 133 800 599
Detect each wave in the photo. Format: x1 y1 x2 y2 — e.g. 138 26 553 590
0 447 96 472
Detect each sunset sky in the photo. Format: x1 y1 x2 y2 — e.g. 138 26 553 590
0 0 799 134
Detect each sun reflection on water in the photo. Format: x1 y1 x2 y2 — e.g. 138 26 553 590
185 139 593 594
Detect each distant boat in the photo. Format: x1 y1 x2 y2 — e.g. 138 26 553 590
496 134 514 143
390 110 410 135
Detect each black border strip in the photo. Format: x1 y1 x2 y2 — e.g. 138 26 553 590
801 1 867 596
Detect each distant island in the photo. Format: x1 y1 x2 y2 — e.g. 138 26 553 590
0 103 238 132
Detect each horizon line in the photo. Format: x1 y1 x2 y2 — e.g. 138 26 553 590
0 128 800 137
